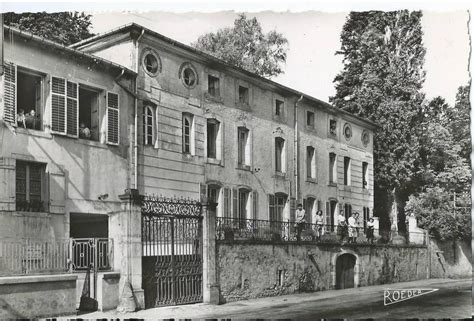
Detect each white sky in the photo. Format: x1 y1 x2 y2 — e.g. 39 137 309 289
1 2 471 106
88 10 470 105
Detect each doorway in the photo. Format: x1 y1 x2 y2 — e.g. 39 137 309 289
335 253 356 289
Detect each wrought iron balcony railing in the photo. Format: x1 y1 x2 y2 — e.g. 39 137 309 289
215 217 427 246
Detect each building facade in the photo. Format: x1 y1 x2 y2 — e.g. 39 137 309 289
71 23 376 227
0 26 135 244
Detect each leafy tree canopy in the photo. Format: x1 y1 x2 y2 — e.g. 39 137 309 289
407 87 471 240
406 187 470 240
330 11 426 193
192 13 289 78
4 11 94 46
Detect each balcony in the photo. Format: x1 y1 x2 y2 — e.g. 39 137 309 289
215 217 427 247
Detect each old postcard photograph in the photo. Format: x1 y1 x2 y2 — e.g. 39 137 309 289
0 0 471 319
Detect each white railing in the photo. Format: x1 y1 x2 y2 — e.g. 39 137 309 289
0 238 113 276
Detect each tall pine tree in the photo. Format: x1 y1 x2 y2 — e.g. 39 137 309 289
330 11 426 230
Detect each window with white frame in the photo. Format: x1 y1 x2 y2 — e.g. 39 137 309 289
143 105 155 146
329 152 337 184
237 127 250 167
2 63 44 131
16 161 46 212
182 113 194 154
79 85 100 141
275 137 286 173
306 146 316 180
207 118 221 160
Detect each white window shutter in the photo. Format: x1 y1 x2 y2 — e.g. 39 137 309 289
107 92 120 145
51 76 66 134
66 81 78 137
3 62 17 124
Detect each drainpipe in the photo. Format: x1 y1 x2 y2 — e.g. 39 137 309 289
294 95 304 203
132 29 145 189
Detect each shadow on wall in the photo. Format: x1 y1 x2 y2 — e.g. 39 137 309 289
431 239 472 278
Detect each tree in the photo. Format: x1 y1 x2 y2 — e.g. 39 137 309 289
4 12 94 46
406 88 471 240
406 187 470 240
447 85 471 161
330 11 426 229
192 13 289 78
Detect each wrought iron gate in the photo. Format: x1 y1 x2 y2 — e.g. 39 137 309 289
141 195 203 308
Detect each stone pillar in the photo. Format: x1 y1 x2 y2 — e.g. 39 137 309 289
109 189 144 310
202 201 219 304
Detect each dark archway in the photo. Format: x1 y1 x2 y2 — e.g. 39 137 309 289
335 253 356 289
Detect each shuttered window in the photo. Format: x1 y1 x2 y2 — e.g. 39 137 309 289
51 77 66 134
252 191 258 220
223 187 231 218
66 81 78 137
232 188 238 219
107 92 120 145
3 62 16 123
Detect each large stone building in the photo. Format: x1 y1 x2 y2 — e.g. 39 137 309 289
0 23 383 316
71 23 377 227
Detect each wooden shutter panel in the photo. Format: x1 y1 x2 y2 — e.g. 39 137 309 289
51 77 66 134
290 197 296 222
66 81 78 137
107 92 120 145
232 188 238 219
326 202 330 225
3 62 16 123
48 170 66 214
268 194 275 221
252 191 258 219
223 187 231 218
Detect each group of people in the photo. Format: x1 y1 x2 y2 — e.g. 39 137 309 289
294 203 375 244
17 109 40 130
337 210 375 245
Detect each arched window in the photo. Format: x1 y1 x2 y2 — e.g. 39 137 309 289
182 113 194 154
143 105 155 146
275 137 286 173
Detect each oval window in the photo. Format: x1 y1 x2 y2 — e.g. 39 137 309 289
144 54 158 74
343 123 352 140
362 130 370 146
183 67 197 87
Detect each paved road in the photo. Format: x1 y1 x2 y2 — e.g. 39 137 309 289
74 278 471 319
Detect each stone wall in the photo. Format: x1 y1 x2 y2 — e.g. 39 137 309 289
216 242 430 303
0 274 77 318
429 239 472 278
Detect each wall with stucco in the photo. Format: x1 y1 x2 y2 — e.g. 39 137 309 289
216 242 430 303
0 274 77 318
0 31 135 242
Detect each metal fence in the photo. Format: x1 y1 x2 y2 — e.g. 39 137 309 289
70 238 113 272
215 217 426 246
0 238 113 276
